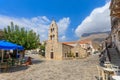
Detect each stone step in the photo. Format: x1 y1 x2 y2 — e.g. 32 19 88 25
108 48 120 65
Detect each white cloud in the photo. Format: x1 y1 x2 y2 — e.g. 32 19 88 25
56 17 70 41
75 2 111 37
57 17 70 35
0 15 70 42
60 35 66 41
0 15 50 41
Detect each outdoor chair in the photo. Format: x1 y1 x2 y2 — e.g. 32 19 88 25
0 62 9 72
104 61 112 68
96 65 111 80
111 65 120 75
96 65 104 80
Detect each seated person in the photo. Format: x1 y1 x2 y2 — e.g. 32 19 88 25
25 57 32 65
4 53 10 62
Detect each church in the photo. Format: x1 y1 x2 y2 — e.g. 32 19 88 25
45 20 90 60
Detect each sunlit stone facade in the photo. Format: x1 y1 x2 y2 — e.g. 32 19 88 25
45 20 88 60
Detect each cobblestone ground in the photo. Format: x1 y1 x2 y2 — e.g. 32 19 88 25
0 54 99 80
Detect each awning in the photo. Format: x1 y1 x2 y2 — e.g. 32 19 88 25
0 40 24 50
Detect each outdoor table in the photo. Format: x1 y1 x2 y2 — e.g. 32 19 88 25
104 62 112 68
104 61 111 64
112 76 120 80
102 67 118 80
103 68 118 72
104 64 112 68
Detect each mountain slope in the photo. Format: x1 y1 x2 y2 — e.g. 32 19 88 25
80 31 110 42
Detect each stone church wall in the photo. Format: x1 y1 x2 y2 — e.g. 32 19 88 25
61 44 72 60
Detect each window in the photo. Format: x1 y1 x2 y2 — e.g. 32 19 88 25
53 28 54 32
51 49 53 51
65 53 67 57
51 29 52 32
51 28 54 33
50 35 52 40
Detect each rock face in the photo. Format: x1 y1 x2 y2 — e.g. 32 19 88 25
81 31 109 42
81 31 110 37
110 0 120 53
110 0 120 17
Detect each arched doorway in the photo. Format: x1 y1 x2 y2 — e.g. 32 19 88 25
50 52 54 59
76 53 79 57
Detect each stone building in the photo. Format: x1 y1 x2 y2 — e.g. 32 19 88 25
45 20 88 60
63 39 101 55
110 0 120 52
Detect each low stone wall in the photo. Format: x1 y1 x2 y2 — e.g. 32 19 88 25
64 56 88 60
65 57 74 60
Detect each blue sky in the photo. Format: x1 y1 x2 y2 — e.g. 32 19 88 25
0 0 111 42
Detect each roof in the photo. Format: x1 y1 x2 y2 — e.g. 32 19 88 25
79 39 92 44
62 43 74 47
91 42 100 50
62 41 76 44
62 39 92 45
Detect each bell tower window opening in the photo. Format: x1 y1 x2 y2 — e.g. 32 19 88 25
51 29 52 33
50 35 52 40
51 28 54 33
53 28 54 32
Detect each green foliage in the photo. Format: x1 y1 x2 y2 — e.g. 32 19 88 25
39 44 45 56
3 22 40 50
40 45 45 51
0 29 4 40
67 51 74 57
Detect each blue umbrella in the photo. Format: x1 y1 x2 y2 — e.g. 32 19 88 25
0 40 18 50
17 45 24 50
0 40 24 50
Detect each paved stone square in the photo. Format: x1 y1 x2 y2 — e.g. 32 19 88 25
0 54 99 80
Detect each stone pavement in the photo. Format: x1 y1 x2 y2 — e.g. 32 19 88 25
0 54 99 80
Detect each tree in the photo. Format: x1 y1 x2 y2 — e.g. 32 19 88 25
0 29 4 40
39 44 45 56
3 22 40 50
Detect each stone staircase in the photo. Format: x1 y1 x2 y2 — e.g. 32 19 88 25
108 48 120 66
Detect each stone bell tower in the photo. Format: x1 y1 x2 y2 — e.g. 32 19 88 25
45 20 60 60
48 20 58 43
